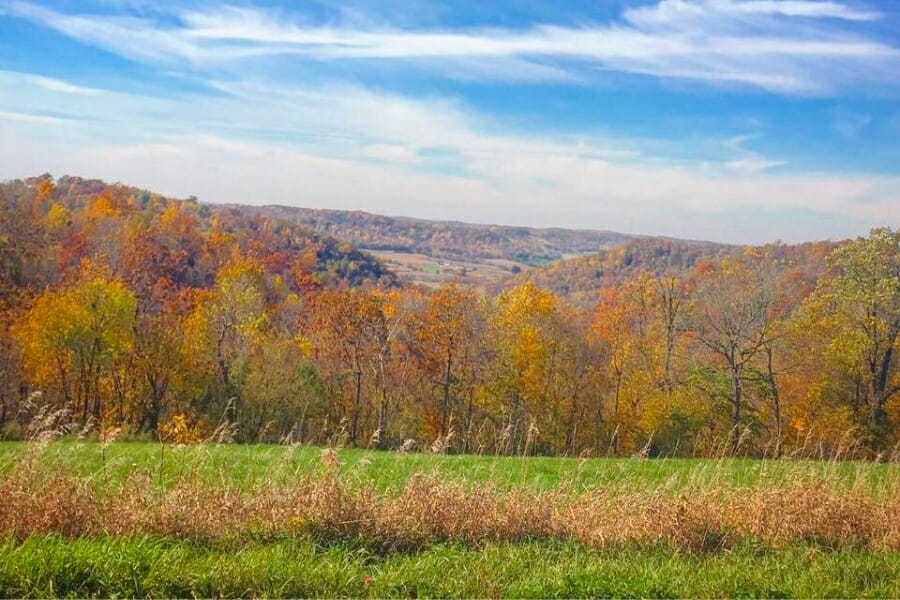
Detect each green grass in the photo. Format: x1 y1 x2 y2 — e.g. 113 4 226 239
1 536 898 598
2 441 899 598
1 440 897 494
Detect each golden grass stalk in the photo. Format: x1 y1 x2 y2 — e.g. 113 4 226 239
1 447 898 553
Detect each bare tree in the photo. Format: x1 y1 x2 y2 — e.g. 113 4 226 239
689 255 779 455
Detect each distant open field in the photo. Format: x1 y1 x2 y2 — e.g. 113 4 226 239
368 249 530 289
1 442 899 598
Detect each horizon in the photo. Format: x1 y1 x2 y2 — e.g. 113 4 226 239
2 0 900 244
6 173 845 246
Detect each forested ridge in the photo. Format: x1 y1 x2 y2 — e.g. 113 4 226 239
242 205 800 293
1 175 898 458
506 237 838 303
237 204 630 265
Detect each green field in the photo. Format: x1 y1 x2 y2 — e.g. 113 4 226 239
1 441 899 598
3 536 899 598
1 441 896 492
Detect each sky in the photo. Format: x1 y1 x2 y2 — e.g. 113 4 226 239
1 0 899 243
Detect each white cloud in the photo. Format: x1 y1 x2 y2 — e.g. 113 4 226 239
624 0 880 26
1 2 898 244
4 126 895 243
1 70 897 243
16 72 104 95
4 0 898 93
724 158 788 171
0 109 74 124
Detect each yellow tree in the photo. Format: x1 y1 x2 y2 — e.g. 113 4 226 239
408 283 484 442
798 228 900 449
654 273 689 396
17 267 137 424
240 332 327 444
185 254 267 432
593 286 636 453
593 273 667 454
488 281 563 454
130 300 201 434
367 288 408 447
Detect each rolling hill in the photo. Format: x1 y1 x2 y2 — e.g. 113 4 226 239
235 204 838 301
504 237 838 303
3 175 838 299
228 205 635 289
228 204 779 293
0 176 396 309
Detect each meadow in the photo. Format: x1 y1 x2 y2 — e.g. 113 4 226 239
1 441 899 598
3 440 899 492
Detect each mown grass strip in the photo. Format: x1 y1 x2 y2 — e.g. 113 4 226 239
1 536 899 598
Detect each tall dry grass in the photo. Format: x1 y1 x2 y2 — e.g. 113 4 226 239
1 444 898 553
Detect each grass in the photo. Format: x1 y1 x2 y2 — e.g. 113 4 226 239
2 536 899 598
0 440 897 493
367 249 523 290
1 441 898 598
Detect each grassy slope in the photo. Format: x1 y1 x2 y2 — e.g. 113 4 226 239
1 442 899 598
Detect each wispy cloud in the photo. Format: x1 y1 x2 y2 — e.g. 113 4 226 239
1 1 898 243
17 72 104 95
3 124 895 242
831 108 872 137
624 0 881 25
5 0 898 93
724 157 788 172
0 109 75 124
1 69 897 243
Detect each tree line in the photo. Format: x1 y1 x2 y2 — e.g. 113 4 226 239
1 176 898 457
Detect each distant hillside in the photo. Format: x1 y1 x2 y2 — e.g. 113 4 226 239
231 205 631 265
227 205 835 296
0 176 396 308
506 237 838 303
228 205 634 289
11 179 835 301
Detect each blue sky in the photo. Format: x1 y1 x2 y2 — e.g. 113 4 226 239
1 0 898 242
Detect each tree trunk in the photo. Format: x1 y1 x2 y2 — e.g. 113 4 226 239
377 385 388 448
144 375 167 433
764 344 782 457
566 390 579 455
441 346 453 436
611 369 622 455
351 365 362 445
464 387 475 454
869 342 894 446
730 364 742 456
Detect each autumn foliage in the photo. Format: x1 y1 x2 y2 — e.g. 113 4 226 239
0 176 898 457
